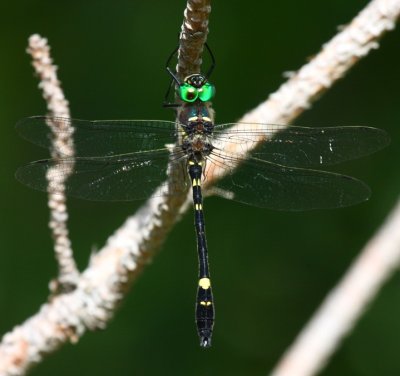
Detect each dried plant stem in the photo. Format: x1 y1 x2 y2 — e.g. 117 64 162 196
27 34 79 291
271 197 400 376
177 0 212 79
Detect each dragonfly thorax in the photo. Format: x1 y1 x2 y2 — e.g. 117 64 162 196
178 100 214 126
179 101 215 162
181 131 213 163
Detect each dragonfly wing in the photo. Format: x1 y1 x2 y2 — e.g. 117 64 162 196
213 123 390 167
16 116 180 157
209 155 371 210
15 149 188 201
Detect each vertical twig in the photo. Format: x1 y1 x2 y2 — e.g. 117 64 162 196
27 34 79 291
166 0 213 209
177 0 212 79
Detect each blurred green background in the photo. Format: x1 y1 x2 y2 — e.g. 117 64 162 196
1 0 399 375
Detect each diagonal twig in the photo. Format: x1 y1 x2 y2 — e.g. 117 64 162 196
206 0 400 185
270 196 400 376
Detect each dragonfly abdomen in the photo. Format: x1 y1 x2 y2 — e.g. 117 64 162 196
188 160 215 348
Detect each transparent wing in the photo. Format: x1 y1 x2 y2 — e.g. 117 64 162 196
15 149 189 201
207 154 371 210
213 123 390 167
16 116 179 157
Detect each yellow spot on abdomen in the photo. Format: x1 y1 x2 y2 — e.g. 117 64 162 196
199 278 211 289
195 203 203 211
192 178 201 186
200 301 212 306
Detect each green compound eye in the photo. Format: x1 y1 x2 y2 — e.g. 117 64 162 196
180 84 198 102
198 83 215 102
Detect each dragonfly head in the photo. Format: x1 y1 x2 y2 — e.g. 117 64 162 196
179 74 215 103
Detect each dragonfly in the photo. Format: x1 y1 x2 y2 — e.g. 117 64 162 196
16 46 390 348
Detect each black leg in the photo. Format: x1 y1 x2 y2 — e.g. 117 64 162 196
163 45 183 107
165 45 181 86
204 43 216 80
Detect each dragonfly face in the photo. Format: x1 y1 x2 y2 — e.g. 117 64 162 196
185 73 207 88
